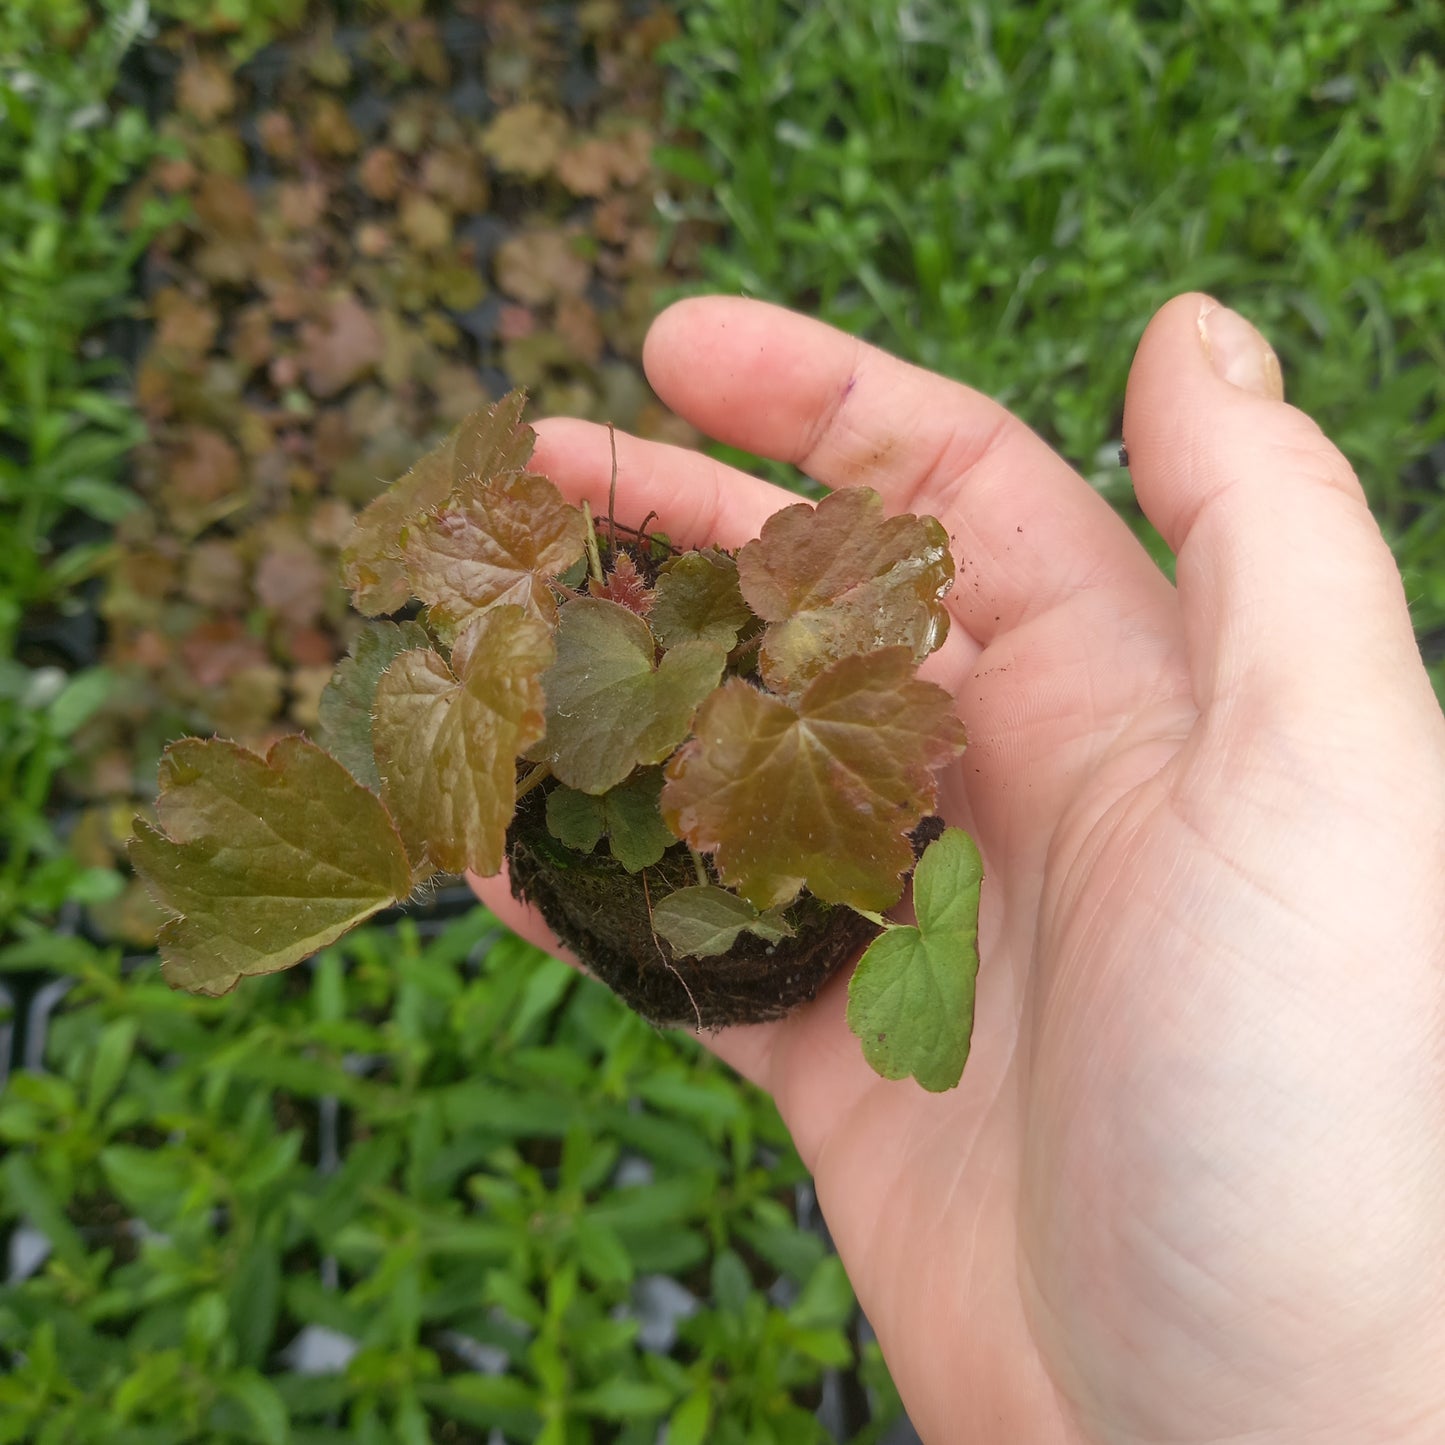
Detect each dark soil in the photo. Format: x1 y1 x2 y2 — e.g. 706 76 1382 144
509 790 945 1030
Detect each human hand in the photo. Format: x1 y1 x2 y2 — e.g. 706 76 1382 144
472 294 1445 1443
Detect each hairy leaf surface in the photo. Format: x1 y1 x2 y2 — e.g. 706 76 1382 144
130 736 414 996
651 885 793 959
588 552 653 616
372 607 552 876
846 828 982 1092
662 648 966 910
736 488 953 694
534 599 726 795
401 470 587 628
340 391 534 614
649 549 753 651
545 768 676 872
316 620 432 790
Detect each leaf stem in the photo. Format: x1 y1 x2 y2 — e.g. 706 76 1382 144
515 764 552 802
606 422 619 552
581 500 604 585
726 632 764 668
848 906 893 930
687 848 710 888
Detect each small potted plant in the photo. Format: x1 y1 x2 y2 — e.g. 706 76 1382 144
132 393 983 1091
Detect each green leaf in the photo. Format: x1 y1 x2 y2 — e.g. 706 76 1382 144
544 768 677 871
130 736 414 995
533 599 726 795
419 1377 540 1438
223 1371 291 1445
846 828 982 1092
371 607 553 877
228 1240 283 1370
572 1217 635 1287
651 885 792 958
788 1256 855 1329
662 648 966 910
341 391 534 615
667 1392 713 1445
545 783 605 853
570 1378 672 1420
2 1155 87 1273
736 487 953 694
649 548 754 650
711 1248 753 1315
401 471 587 629
316 621 432 790
45 667 112 737
599 769 679 870
788 1325 853 1368
86 1017 138 1113
58 474 141 523
100 1144 193 1223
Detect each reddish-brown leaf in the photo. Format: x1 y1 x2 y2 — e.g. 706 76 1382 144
176 57 237 124
736 487 954 695
253 536 331 626
299 293 385 399
180 618 268 689
662 647 966 910
359 146 405 200
371 608 553 876
341 392 534 615
402 471 587 629
493 229 592 306
588 552 652 615
481 102 569 177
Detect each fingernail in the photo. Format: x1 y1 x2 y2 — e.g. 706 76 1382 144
1197 301 1285 401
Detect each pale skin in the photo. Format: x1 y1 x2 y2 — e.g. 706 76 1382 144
472 293 1445 1444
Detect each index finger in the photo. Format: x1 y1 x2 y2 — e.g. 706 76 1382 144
644 297 1171 643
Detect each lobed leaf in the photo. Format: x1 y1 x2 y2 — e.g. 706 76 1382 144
846 828 982 1092
545 768 677 873
662 647 966 911
588 552 653 616
340 391 534 615
544 784 606 854
401 470 587 629
130 736 414 996
533 598 726 796
371 607 553 876
651 885 793 959
736 487 954 694
649 549 754 651
315 619 432 790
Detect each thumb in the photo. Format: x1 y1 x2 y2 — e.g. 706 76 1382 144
1122 293 1431 722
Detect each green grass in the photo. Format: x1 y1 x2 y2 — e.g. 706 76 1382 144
0 2 179 950
661 0 1445 693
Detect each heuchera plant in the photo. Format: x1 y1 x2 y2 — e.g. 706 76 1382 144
131 393 984 1091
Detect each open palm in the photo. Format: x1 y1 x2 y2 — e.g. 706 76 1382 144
475 295 1445 1444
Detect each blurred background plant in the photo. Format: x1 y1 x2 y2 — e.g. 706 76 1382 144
1 0 1440 1441
0 914 884 1444
0 0 181 953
